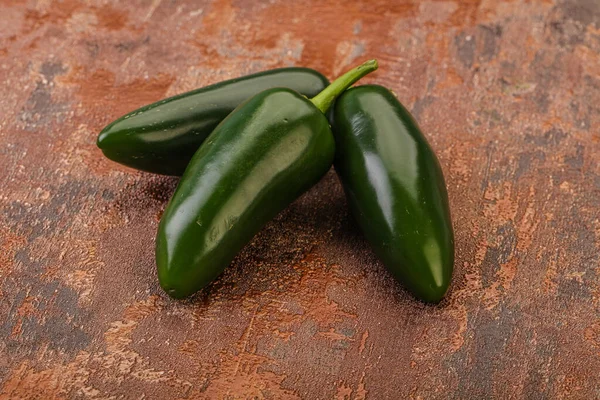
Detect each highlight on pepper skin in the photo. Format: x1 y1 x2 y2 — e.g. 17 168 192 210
155 60 378 299
96 68 330 176
97 59 455 303
332 84 454 303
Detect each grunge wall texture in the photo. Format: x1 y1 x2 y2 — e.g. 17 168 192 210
1 0 599 398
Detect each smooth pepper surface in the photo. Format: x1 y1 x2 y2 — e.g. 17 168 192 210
156 89 335 298
97 68 329 176
332 85 454 303
156 60 378 299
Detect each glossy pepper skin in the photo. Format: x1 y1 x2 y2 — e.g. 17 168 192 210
97 68 329 176
332 85 454 303
156 88 335 298
156 60 378 299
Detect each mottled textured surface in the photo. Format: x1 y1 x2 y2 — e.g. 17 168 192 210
1 0 599 398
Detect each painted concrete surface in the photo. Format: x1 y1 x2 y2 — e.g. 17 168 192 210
1 0 599 398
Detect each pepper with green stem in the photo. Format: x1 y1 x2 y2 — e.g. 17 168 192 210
156 60 378 299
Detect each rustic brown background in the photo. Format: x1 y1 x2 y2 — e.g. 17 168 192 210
1 0 599 398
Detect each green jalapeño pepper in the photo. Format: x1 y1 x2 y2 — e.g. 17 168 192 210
332 85 454 303
156 60 378 299
97 68 329 176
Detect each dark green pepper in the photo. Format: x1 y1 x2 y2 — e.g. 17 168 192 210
156 60 378 299
332 85 454 303
97 68 329 176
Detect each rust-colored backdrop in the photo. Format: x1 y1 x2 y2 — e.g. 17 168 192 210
1 0 599 398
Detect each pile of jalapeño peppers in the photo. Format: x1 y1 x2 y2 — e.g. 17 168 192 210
97 60 454 303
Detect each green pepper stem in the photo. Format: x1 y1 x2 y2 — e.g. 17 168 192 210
310 59 378 114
